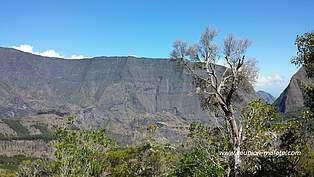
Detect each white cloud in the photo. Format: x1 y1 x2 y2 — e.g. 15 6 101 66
68 55 86 59
13 44 34 53
12 44 88 59
255 73 285 87
254 73 287 97
40 49 64 58
128 55 138 57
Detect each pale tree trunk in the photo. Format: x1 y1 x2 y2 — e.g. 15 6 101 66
234 138 241 177
226 113 241 177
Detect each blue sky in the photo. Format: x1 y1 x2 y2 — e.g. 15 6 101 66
0 0 313 96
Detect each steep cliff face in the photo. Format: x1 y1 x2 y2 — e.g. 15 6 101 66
0 47 256 143
274 67 313 114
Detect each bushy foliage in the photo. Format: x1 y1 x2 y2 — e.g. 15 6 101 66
105 142 177 177
287 31 314 177
17 116 177 177
103 123 178 177
17 115 115 177
15 101 314 177
169 123 230 177
17 159 55 177
0 155 38 173
291 32 314 77
240 100 314 177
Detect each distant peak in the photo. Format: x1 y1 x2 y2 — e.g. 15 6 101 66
256 90 276 104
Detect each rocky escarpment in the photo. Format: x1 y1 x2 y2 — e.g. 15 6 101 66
274 67 313 114
0 47 256 144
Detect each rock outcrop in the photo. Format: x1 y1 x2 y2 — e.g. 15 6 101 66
274 67 314 114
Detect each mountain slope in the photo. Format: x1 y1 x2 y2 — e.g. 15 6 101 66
0 47 256 144
256 90 275 104
274 67 313 114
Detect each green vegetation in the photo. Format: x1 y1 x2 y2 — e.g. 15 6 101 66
1 119 30 137
31 123 55 141
0 170 15 177
12 100 313 177
0 155 38 172
105 143 177 177
288 31 314 177
291 32 314 77
169 123 228 177
0 119 55 141
17 116 178 177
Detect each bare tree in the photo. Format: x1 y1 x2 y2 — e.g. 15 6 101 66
170 27 257 177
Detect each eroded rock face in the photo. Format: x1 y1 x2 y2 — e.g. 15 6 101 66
0 47 256 144
274 67 314 114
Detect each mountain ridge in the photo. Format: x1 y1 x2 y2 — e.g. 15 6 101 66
256 90 276 104
0 47 256 144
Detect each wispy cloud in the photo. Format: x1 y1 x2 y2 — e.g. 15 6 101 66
255 73 285 87
12 44 88 59
254 73 287 97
